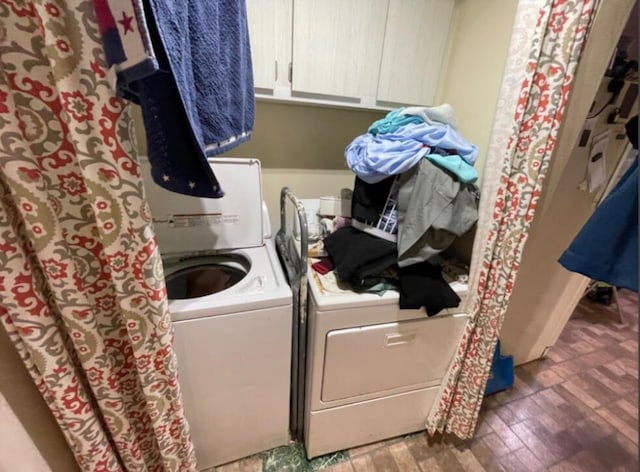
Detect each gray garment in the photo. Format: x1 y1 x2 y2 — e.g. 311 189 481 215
397 159 479 267
401 104 458 129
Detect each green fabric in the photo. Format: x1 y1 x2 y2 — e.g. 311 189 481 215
425 153 478 183
368 108 424 135
363 281 397 296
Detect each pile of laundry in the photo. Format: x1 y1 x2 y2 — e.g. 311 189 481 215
314 105 480 316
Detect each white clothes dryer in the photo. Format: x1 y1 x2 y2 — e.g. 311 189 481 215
277 195 470 459
141 158 292 470
304 272 469 458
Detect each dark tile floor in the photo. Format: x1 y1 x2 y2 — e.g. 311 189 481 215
216 289 638 472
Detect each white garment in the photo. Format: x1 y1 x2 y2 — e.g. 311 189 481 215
402 104 458 130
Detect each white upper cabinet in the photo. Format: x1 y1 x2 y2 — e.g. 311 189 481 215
247 0 456 108
291 0 389 100
377 0 455 105
246 0 279 90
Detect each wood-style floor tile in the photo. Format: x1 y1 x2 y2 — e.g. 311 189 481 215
428 449 468 472
552 383 598 419
417 456 446 472
620 339 637 353
483 410 525 452
616 398 638 420
473 413 495 439
480 432 511 457
588 367 633 396
548 450 608 472
596 406 639 445
545 345 576 364
511 446 545 472
617 358 639 379
509 421 556 467
469 440 507 471
368 447 401 472
403 433 436 464
348 436 401 458
571 415 616 449
560 379 602 409
498 449 535 472
588 434 638 469
351 454 376 472
449 448 487 472
387 441 420 472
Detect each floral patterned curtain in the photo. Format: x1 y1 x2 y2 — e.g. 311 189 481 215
426 0 600 439
0 2 197 470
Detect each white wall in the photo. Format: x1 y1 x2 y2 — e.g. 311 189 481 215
262 168 355 231
437 0 518 186
0 326 79 471
499 0 637 365
0 393 51 472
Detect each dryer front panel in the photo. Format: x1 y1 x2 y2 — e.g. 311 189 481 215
321 315 468 403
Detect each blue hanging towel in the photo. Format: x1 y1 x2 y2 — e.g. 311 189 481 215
97 0 255 198
559 116 638 292
559 157 638 291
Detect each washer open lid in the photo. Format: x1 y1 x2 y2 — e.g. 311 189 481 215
140 157 264 253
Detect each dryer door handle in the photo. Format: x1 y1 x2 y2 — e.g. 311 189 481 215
385 332 416 347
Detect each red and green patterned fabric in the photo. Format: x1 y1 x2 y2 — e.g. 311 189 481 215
0 2 197 470
427 0 600 440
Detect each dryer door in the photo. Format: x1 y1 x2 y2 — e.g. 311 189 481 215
321 314 468 402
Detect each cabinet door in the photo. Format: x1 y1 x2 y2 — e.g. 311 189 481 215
246 0 278 90
291 0 389 100
377 0 455 105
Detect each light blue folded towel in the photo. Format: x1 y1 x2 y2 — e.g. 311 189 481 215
407 122 478 165
369 105 460 135
402 104 458 129
368 109 424 135
425 154 478 183
346 122 478 183
346 130 430 184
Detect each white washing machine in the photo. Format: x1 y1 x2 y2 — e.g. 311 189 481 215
141 158 292 470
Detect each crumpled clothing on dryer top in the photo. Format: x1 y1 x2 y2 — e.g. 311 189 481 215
346 122 479 184
368 104 459 135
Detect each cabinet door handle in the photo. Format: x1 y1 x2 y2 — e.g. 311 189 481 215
275 60 278 81
385 332 416 347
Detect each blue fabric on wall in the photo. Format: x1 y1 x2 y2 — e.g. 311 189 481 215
129 0 254 198
558 158 638 292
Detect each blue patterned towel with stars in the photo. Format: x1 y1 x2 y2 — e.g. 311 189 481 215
94 0 255 198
